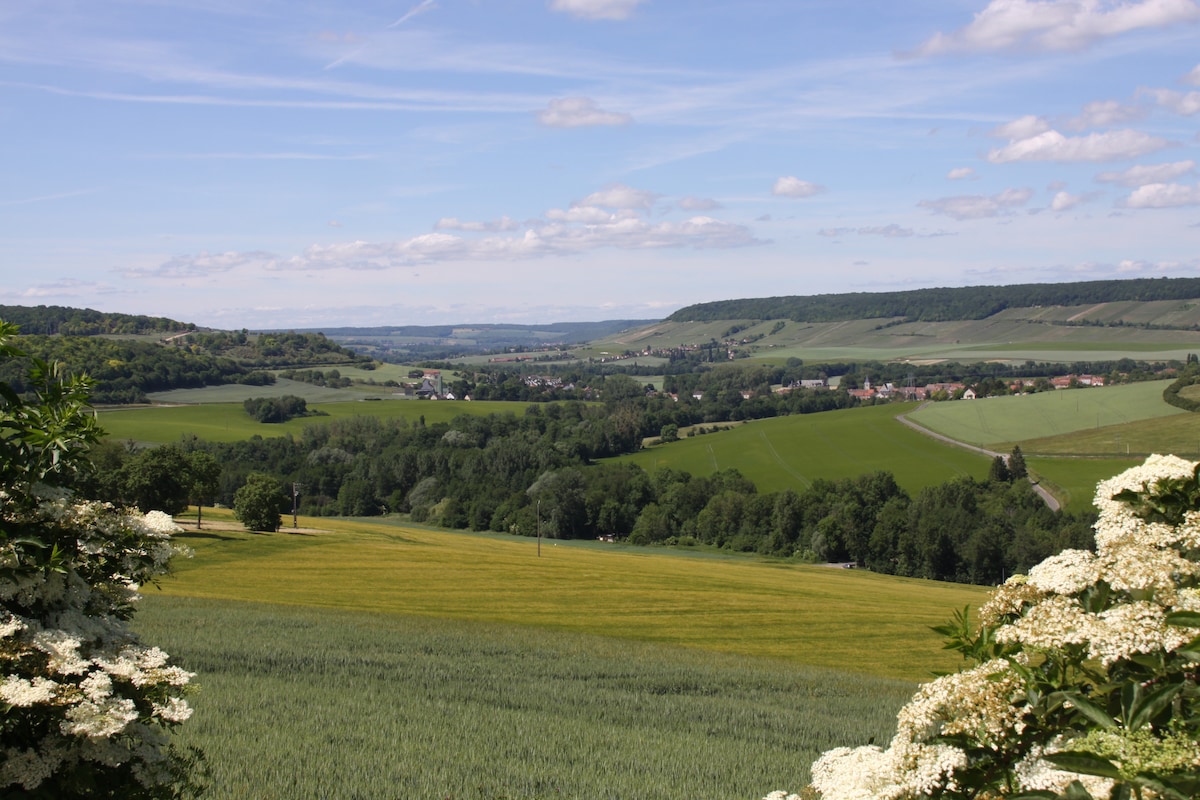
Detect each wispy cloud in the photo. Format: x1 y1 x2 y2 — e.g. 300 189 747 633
549 0 647 21
1096 160 1196 186
772 177 825 198
389 0 438 28
987 129 1168 163
919 188 1033 220
910 0 1200 57
1 188 100 206
536 97 632 128
1123 182 1200 207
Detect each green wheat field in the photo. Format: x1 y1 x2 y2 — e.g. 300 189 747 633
135 511 985 799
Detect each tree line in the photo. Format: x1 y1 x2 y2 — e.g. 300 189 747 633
91 400 1093 586
667 276 1200 324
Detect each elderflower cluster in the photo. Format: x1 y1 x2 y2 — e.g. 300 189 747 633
801 455 1200 800
992 455 1200 664
0 494 195 793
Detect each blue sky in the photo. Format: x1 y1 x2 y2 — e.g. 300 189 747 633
2 0 1199 328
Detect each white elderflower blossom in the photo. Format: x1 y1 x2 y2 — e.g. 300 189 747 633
898 660 1025 747
978 575 1044 625
1093 454 1195 506
151 696 193 724
1099 539 1197 596
994 594 1094 650
0 675 60 707
31 629 89 676
810 745 899 800
801 455 1200 800
1088 601 1179 665
1026 549 1097 595
61 696 139 739
78 671 113 702
0 614 25 638
1012 741 1112 797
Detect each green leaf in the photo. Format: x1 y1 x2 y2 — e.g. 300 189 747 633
1129 681 1182 731
1056 692 1117 729
1062 779 1096 800
1165 610 1200 628
1045 752 1123 780
1133 773 1190 800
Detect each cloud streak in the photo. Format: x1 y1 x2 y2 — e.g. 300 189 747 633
911 0 1200 57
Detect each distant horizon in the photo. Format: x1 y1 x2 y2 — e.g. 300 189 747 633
4 1 1199 329
8 272 1200 331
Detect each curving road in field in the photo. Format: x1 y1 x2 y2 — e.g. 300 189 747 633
895 405 1061 512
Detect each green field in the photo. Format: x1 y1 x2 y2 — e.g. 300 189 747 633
613 403 991 495
907 380 1181 447
98 399 535 445
1025 456 1140 510
132 511 983 799
596 313 1200 366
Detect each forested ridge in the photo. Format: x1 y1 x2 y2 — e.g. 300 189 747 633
667 276 1200 323
0 304 195 335
0 324 367 404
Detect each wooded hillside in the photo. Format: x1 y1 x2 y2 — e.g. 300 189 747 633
667 277 1200 324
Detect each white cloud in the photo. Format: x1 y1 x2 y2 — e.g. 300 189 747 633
577 184 659 209
991 115 1050 140
1187 64 1200 85
1096 160 1196 186
147 184 763 277
818 224 915 238
772 176 825 198
7 279 117 299
434 216 521 232
1050 190 1084 211
1123 182 1200 207
548 0 646 21
545 206 636 224
912 0 1200 56
677 196 721 211
987 129 1168 163
124 250 278 278
1144 88 1200 115
918 187 1033 220
536 97 632 128
947 167 976 180
1067 99 1145 130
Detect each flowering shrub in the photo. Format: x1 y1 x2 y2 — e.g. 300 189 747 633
0 323 202 798
773 454 1200 800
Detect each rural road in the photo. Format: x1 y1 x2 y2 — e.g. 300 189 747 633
894 405 1061 512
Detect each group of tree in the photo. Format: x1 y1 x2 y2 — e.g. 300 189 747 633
242 394 321 423
668 276 1200 324
0 305 194 335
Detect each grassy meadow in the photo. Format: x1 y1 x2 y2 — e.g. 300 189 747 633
906 380 1181 447
614 403 991 495
134 512 982 798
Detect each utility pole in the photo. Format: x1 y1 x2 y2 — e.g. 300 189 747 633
536 499 541 558
292 482 302 530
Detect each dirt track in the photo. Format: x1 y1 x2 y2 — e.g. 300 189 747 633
895 405 1061 512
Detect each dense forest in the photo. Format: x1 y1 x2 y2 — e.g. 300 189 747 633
0 305 194 335
667 276 1200 323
